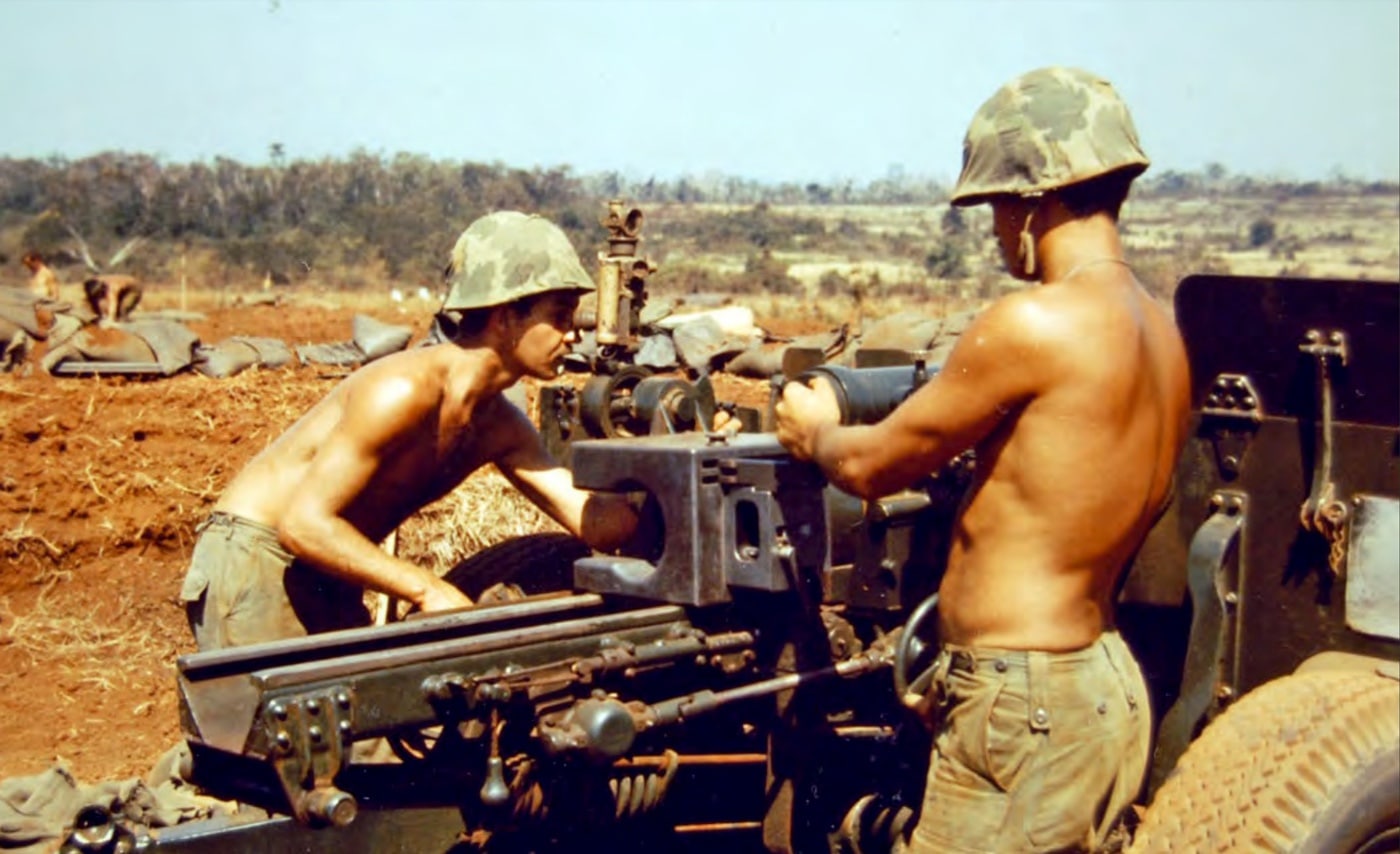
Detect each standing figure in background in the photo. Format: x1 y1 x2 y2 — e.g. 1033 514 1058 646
21 252 60 301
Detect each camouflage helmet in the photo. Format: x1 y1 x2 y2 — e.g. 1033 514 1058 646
950 67 1149 207
441 212 595 312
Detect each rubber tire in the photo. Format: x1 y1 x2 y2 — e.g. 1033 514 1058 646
1130 670 1400 853
442 532 591 599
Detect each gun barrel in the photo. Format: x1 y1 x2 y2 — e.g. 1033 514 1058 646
798 364 931 425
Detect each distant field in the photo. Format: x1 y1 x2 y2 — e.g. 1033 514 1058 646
643 193 1399 314
1125 194 1398 281
4 193 1395 326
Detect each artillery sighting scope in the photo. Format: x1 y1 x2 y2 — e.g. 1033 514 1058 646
594 200 654 354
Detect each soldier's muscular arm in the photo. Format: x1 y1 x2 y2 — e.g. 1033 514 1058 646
779 297 1048 498
495 410 639 553
279 375 472 611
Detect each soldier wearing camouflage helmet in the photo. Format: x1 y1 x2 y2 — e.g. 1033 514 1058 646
180 211 637 652
777 68 1191 852
441 210 596 312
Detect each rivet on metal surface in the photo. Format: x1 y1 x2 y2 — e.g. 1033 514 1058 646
305 699 320 715
269 702 287 720
1224 591 1239 606
1216 684 1234 701
275 731 291 751
335 691 351 709
308 725 323 743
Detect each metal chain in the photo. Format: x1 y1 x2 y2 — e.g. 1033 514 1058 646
1318 499 1350 576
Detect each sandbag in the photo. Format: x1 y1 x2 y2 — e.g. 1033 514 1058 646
352 314 412 361
854 311 944 355
195 337 295 379
671 316 760 372
42 326 156 374
638 298 675 328
247 337 294 368
0 291 72 339
722 344 784 379
655 305 758 337
117 320 200 374
196 339 259 378
633 334 677 370
40 319 201 376
3 329 32 372
295 341 366 367
46 314 84 350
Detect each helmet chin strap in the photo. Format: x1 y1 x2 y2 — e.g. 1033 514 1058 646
1017 197 1042 278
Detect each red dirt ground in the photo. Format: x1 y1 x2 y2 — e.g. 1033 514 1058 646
0 299 792 785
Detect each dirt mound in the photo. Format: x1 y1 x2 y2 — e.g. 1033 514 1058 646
0 302 422 781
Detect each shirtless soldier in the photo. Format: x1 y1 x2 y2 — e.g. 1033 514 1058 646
181 212 640 651
21 252 60 301
776 67 1191 852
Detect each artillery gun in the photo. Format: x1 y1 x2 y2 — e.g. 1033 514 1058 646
61 271 1398 853
1121 273 1399 852
539 200 764 464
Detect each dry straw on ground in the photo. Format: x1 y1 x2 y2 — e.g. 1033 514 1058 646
0 588 178 694
398 470 564 576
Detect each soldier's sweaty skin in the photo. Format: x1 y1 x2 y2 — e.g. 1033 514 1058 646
776 196 1190 651
784 65 1189 852
214 289 638 615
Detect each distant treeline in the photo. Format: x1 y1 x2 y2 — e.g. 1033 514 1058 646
0 150 1394 289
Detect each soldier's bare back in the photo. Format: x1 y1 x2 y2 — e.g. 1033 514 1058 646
935 268 1191 651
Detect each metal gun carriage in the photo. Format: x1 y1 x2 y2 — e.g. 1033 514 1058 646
62 268 1399 853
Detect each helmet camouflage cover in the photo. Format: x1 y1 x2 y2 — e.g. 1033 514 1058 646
951 66 1149 207
442 211 596 311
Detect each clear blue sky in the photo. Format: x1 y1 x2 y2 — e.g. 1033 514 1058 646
3 0 1397 184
